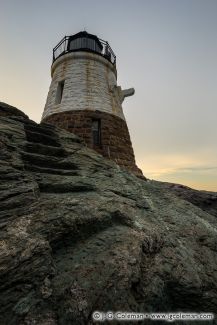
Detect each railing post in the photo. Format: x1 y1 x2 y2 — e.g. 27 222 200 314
64 36 67 52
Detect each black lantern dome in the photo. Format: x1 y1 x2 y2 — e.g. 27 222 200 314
53 31 116 65
67 31 103 53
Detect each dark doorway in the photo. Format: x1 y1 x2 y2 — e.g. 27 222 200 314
92 119 101 146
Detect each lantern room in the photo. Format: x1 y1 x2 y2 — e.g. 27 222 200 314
53 31 116 65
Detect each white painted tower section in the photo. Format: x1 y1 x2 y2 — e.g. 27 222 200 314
42 51 134 121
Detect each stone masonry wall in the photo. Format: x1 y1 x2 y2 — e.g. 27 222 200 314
42 110 143 176
43 52 125 121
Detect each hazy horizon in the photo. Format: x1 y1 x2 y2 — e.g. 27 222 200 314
1 0 216 191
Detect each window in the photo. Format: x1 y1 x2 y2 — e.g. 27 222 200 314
92 119 101 146
55 80 65 104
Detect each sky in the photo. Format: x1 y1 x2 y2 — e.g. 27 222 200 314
0 0 217 191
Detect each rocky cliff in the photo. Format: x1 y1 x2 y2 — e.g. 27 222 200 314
152 181 217 218
0 102 217 324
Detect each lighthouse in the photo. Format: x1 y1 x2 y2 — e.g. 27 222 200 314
42 31 142 176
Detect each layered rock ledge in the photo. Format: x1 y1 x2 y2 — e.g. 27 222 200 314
0 103 217 324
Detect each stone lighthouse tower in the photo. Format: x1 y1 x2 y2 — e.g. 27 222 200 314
42 31 142 176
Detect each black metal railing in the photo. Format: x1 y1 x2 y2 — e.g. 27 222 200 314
53 36 116 65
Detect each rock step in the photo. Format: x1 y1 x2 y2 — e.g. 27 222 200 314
24 164 79 176
38 177 96 193
21 151 79 170
23 119 61 147
25 129 61 147
24 120 58 137
26 142 68 158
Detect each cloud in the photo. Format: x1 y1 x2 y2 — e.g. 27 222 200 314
176 166 217 172
137 153 217 191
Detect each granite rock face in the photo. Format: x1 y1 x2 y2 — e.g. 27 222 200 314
0 104 217 325
153 181 217 218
